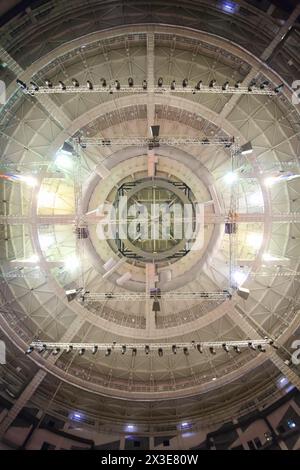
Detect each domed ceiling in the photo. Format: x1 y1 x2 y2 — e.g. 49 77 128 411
0 0 300 432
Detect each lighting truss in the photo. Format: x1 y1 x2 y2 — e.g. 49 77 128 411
75 136 234 147
80 291 231 302
19 85 278 96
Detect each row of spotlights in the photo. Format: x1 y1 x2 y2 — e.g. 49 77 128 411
17 78 284 94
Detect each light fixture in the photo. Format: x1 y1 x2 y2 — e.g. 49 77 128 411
72 78 79 87
209 79 216 88
222 343 229 353
248 81 256 92
121 345 126 354
274 83 284 94
183 347 189 356
25 346 34 355
115 80 120 90
29 81 39 91
260 80 269 89
172 345 177 354
233 270 247 286
38 344 47 353
100 78 106 87
158 347 163 357
235 80 241 88
248 342 256 351
233 345 241 354
170 80 176 90
65 289 78 302
86 80 93 90
152 300 160 312
55 150 73 171
237 287 250 300
132 348 137 356
128 77 134 87
64 255 80 272
52 347 60 355
19 175 38 187
222 81 229 90
257 344 266 352
182 78 188 88
264 176 277 187
92 345 98 355
16 79 27 90
248 191 263 206
224 171 238 184
209 346 216 355
142 80 147 90
195 80 202 90
246 232 263 249
105 348 111 357
197 344 203 353
59 80 66 90
145 345 150 355
158 77 163 87
45 79 52 88
66 345 73 353
268 340 278 349
240 141 253 155
78 348 85 356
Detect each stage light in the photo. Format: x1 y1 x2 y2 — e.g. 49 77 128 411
260 80 269 89
115 80 120 90
264 176 277 187
92 345 98 355
52 347 60 355
45 79 52 88
222 343 229 353
172 345 177 354
237 287 250 300
158 77 163 87
274 84 284 94
170 80 176 90
16 79 27 90
195 80 202 90
64 255 80 272
72 78 79 87
248 342 256 351
209 347 216 355
224 171 238 184
19 175 38 187
25 346 34 355
30 81 39 91
209 79 216 88
79 348 85 356
158 347 163 357
105 348 111 357
142 80 147 90
65 289 78 302
257 344 266 352
86 80 93 90
66 345 73 353
59 80 66 90
143 345 150 355
55 150 73 170
233 270 247 286
248 81 256 92
183 347 189 356
268 340 278 349
128 77 134 87
132 348 137 356
121 345 126 354
240 141 253 155
246 232 263 249
233 345 241 354
197 344 203 353
235 80 241 88
222 81 229 90
182 78 188 88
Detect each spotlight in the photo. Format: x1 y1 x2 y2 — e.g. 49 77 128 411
195 80 202 90
66 345 73 353
248 81 256 92
86 80 93 90
30 81 39 91
25 346 34 355
237 287 250 300
274 83 284 94
52 347 60 356
240 141 253 155
59 80 66 90
145 345 150 355
248 342 256 351
233 345 241 354
197 344 203 353
45 79 52 88
121 345 126 355
65 289 78 302
209 79 216 88
158 347 163 357
257 344 266 352
235 80 241 88
78 348 85 356
115 80 120 90
132 348 137 356
172 345 177 354
170 80 176 90
38 344 47 353
182 78 188 88
105 348 111 357
183 347 189 356
222 343 229 353
92 345 98 355
222 81 229 90
158 77 163 87
100 78 106 87
128 77 134 87
142 79 147 90
209 347 216 355
16 78 27 90
72 78 79 87
260 80 269 89
268 340 279 349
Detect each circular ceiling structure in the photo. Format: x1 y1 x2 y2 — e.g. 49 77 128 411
0 0 300 433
